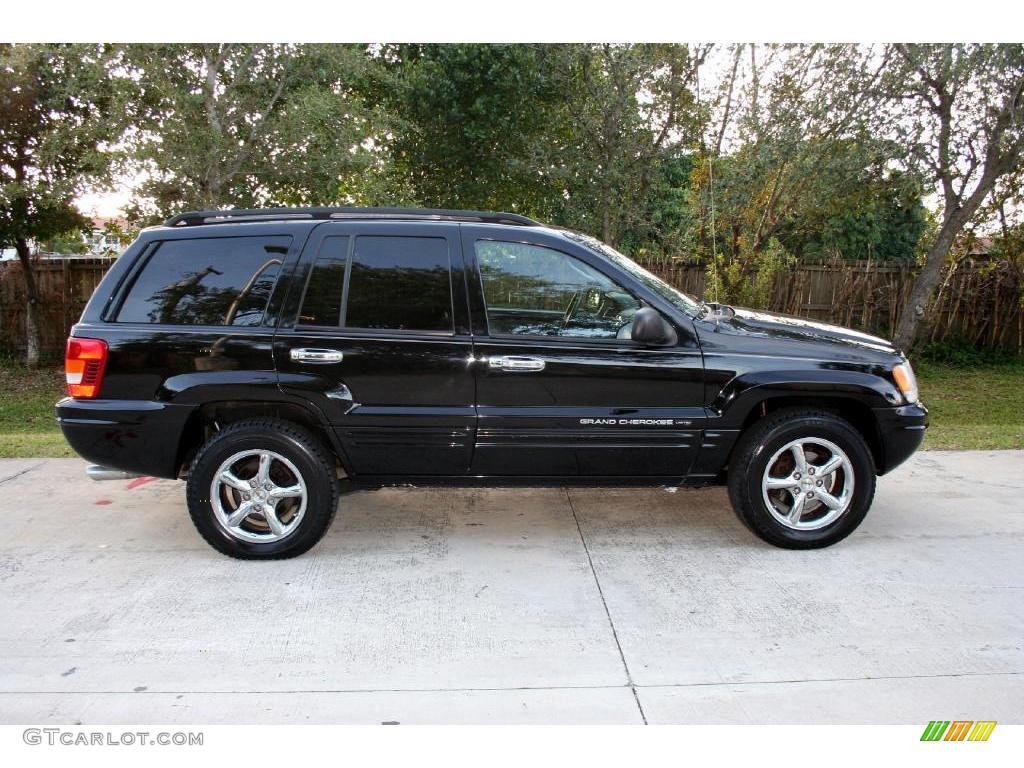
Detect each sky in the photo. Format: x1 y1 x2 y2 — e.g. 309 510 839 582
78 186 137 220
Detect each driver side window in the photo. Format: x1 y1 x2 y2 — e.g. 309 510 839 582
476 240 640 339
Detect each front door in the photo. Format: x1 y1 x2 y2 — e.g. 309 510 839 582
275 221 475 476
464 228 705 478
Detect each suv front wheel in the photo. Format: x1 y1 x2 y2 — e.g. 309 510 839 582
185 419 339 559
727 408 876 549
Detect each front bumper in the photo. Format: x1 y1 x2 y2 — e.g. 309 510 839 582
56 398 197 479
872 402 928 474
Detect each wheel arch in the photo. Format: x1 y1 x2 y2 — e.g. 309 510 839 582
733 394 883 473
174 398 352 479
716 372 896 474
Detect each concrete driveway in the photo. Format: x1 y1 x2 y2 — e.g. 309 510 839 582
0 451 1021 724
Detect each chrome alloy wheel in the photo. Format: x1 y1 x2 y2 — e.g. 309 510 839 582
210 449 307 543
761 437 855 531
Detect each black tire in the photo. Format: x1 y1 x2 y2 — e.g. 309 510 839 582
186 418 339 559
727 408 876 549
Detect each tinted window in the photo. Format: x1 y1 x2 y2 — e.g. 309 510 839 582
565 231 701 317
117 236 289 326
298 236 349 326
476 240 640 339
345 236 453 332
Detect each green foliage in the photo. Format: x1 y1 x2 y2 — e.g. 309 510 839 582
704 237 794 308
0 44 118 251
120 44 383 219
2 41 1010 355
920 338 1022 367
375 44 706 249
988 220 1024 276
545 44 706 247
695 138 927 265
374 44 564 214
40 231 89 254
695 46 895 254
613 154 697 260
780 166 928 262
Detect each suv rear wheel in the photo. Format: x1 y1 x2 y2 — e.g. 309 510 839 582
727 408 876 549
185 419 339 559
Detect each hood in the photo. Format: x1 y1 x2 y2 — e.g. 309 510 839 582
702 306 900 357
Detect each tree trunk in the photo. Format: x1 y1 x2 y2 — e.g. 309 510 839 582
601 201 613 246
892 216 961 353
15 237 42 367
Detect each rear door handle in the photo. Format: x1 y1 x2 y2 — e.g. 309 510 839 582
289 348 344 364
489 356 545 372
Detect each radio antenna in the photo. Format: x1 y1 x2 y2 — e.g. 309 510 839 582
696 56 720 307
708 155 720 305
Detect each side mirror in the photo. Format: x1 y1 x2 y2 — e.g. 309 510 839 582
630 307 678 346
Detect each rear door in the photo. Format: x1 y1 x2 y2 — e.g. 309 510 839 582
464 226 706 478
275 221 475 476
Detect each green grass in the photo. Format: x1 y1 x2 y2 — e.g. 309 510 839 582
0 364 73 458
0 359 1021 459
917 360 1024 450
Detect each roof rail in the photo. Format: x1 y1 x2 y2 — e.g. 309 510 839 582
163 207 542 228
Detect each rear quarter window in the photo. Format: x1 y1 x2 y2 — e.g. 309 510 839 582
116 236 290 326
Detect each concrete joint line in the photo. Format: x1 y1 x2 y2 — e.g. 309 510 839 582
0 460 46 486
3 671 1020 697
636 669 1024 690
566 489 648 725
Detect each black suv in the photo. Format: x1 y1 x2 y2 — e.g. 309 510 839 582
57 207 927 558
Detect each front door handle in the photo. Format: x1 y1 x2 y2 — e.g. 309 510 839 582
289 348 344 364
489 356 546 372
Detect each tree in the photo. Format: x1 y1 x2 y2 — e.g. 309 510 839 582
885 44 1024 351
121 44 382 219
377 44 709 249
777 159 927 262
549 44 710 246
689 45 899 303
40 230 90 255
374 44 565 214
698 46 893 248
616 153 698 261
0 44 118 365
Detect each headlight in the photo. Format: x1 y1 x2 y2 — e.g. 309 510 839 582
892 361 919 404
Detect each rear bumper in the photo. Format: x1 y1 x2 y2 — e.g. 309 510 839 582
56 398 196 479
873 402 928 475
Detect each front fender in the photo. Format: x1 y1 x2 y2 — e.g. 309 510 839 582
684 367 905 483
712 368 903 428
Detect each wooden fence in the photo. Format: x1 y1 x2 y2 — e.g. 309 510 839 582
1 254 1022 358
643 256 1023 353
0 258 114 358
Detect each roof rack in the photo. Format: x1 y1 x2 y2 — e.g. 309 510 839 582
163 207 542 228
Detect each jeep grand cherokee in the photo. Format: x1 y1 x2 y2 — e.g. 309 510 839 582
57 207 927 558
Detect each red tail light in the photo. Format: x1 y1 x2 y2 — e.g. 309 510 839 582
65 337 108 399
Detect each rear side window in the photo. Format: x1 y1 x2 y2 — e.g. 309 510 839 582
117 236 290 326
299 236 349 326
298 235 453 333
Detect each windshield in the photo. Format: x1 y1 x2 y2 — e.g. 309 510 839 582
563 231 702 318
